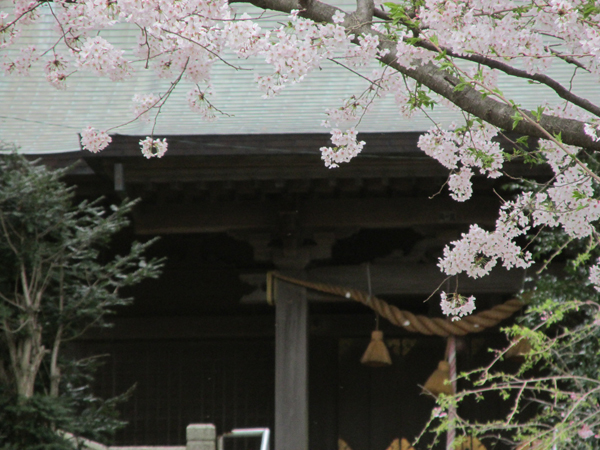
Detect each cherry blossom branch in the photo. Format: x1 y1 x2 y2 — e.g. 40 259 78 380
46 3 79 53
0 1 44 34
104 63 188 135
412 39 600 118
414 65 600 206
240 0 600 151
159 28 247 71
327 57 383 88
397 39 600 184
547 47 591 73
382 52 600 150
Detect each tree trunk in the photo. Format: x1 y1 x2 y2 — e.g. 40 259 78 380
13 322 45 399
49 324 63 397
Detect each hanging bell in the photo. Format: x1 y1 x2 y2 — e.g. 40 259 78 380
360 330 392 367
423 360 453 397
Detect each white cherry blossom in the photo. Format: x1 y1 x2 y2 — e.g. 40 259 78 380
440 292 477 321
80 127 111 153
140 137 168 159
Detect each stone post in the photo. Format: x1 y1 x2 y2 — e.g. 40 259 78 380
186 424 216 450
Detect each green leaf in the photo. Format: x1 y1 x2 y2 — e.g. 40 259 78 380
512 112 523 129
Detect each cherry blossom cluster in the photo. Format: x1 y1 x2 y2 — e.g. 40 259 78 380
187 86 217 121
447 167 473 202
440 291 476 321
80 126 112 153
418 122 504 201
140 137 168 158
320 128 365 169
44 54 69 90
254 12 353 98
132 93 161 123
416 0 599 74
2 44 37 75
75 36 132 81
437 134 600 283
344 34 388 67
589 260 600 292
395 30 436 69
13 0 39 25
438 221 532 280
529 140 600 238
578 424 596 440
225 13 264 58
0 10 20 48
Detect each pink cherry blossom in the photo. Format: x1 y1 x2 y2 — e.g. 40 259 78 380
80 127 112 153
578 424 594 439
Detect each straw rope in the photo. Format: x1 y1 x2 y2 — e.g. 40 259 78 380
270 272 523 337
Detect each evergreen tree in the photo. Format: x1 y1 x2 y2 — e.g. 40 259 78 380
0 154 163 449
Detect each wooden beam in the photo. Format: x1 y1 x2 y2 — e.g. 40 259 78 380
87 132 425 158
305 263 525 296
93 157 451 183
133 196 497 234
275 277 309 450
134 201 279 234
241 263 526 302
299 197 497 228
78 315 275 340
77 313 507 342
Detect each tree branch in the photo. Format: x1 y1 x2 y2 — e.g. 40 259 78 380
373 7 391 20
413 39 600 118
377 41 600 150
354 0 374 23
237 0 600 150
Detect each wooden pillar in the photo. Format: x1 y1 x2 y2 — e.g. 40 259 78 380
275 276 309 450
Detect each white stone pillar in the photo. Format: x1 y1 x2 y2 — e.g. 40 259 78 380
187 424 216 450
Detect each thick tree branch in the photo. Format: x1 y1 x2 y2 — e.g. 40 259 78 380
378 43 600 150
355 0 374 23
373 7 391 20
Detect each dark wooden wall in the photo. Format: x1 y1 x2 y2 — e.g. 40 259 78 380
77 326 512 449
82 339 275 445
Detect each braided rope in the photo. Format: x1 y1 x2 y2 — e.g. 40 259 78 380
271 272 523 337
